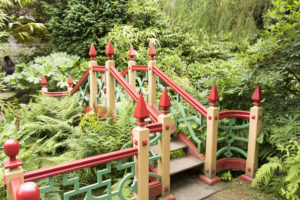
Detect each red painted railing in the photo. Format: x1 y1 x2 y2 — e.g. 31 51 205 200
24 147 138 182
152 65 208 118
146 123 163 133
219 110 250 119
43 91 68 97
70 68 90 95
92 66 106 72
132 65 148 71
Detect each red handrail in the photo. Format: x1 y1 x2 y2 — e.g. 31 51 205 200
24 147 138 182
44 92 68 97
153 65 208 118
121 67 129 76
219 110 250 119
70 69 90 95
132 65 148 71
92 66 106 72
146 123 162 133
110 67 159 122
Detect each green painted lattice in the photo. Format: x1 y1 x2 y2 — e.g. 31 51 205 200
38 159 136 200
135 71 148 100
96 72 107 106
78 76 90 106
217 118 249 158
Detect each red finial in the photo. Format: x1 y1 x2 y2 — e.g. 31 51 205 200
148 43 156 60
3 139 22 169
89 43 97 60
105 40 115 60
251 83 263 106
67 74 73 86
208 83 219 106
159 88 172 114
41 74 47 87
128 45 136 60
134 93 149 126
17 182 40 200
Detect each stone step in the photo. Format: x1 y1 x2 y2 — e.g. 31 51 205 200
150 141 188 154
170 156 204 176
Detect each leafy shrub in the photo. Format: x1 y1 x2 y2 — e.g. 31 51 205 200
43 0 130 57
4 52 82 91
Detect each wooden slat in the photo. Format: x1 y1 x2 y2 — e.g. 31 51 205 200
151 141 188 155
170 156 204 175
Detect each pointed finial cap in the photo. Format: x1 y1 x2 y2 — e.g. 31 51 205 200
128 45 136 60
89 43 97 60
41 74 47 86
148 43 156 60
159 88 172 114
134 93 149 126
251 83 263 106
208 83 219 106
67 75 73 85
105 40 115 60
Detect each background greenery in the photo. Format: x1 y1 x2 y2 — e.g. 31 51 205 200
0 0 299 199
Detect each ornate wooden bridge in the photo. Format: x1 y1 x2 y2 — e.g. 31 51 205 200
3 41 263 200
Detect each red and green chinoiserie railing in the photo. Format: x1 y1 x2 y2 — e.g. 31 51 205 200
26 40 263 199
3 88 174 199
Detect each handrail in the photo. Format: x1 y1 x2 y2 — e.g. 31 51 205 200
110 67 159 122
146 123 163 133
153 65 207 118
43 92 68 97
92 66 106 72
219 110 250 119
70 68 90 95
121 67 129 76
132 65 148 71
24 147 138 182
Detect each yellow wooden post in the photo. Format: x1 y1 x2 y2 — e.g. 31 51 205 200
157 88 173 198
200 84 220 185
148 43 157 106
88 43 98 112
128 45 136 89
41 74 48 95
3 139 24 200
133 93 149 200
105 40 116 116
241 84 263 182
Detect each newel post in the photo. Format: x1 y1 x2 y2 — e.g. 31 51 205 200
3 139 40 200
200 84 220 185
128 45 136 89
157 88 173 198
148 43 157 106
67 74 73 93
105 40 116 115
89 43 98 111
241 84 263 183
41 74 48 95
132 93 149 200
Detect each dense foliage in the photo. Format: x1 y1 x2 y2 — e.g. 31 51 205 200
3 52 83 91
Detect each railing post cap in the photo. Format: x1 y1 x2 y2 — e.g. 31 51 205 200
134 93 149 126
208 83 219 106
128 45 136 60
105 40 115 60
17 182 40 200
159 88 171 114
4 139 19 160
89 43 97 60
67 74 73 85
41 74 47 86
148 43 156 60
251 83 263 106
